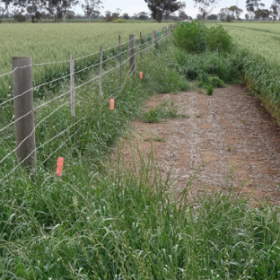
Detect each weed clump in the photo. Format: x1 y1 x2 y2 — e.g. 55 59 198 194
173 21 233 54
208 25 233 53
173 21 208 53
172 21 236 90
142 100 187 123
173 50 244 88
206 84 214 95
209 76 226 88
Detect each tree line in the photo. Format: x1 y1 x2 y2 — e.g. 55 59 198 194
219 0 280 22
195 0 280 22
1 0 280 24
0 0 188 23
0 0 214 24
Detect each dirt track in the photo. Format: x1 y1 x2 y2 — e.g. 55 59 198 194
117 85 280 205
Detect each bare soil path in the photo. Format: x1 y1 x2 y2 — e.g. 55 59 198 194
117 85 280 205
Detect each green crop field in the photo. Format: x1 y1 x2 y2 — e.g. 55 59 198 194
0 22 169 98
0 22 167 75
219 22 280 69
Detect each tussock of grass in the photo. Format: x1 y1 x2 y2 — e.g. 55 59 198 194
241 55 280 124
173 50 243 85
142 100 188 123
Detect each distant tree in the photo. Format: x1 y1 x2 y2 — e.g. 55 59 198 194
246 0 265 20
245 13 249 20
46 0 78 22
179 10 187 20
0 0 13 22
80 0 102 23
271 0 280 20
65 10 75 19
207 13 218 20
111 11 120 20
198 6 209 19
131 13 138 19
193 0 220 6
219 7 235 22
228 5 243 20
14 12 26 21
144 0 185 22
122 12 130 19
194 0 220 20
25 0 44 22
104 9 119 21
255 8 270 20
104 10 112 21
0 6 4 22
138 11 149 20
270 4 278 21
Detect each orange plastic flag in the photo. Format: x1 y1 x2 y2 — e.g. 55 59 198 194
110 98 114 110
56 157 64 177
140 71 143 80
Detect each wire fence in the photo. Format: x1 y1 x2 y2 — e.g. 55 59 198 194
0 24 175 183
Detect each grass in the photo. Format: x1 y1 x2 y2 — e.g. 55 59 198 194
219 22 280 69
2 22 280 279
195 113 203 118
153 136 166 142
2 155 280 279
208 22 280 123
206 84 214 95
142 100 189 123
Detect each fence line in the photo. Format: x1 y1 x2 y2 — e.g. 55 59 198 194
0 31 157 78
0 25 175 179
0 28 171 131
0 28 171 125
0 34 156 109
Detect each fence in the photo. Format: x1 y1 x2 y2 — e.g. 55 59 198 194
0 24 174 182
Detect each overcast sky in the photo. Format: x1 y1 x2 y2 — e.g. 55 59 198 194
99 0 274 18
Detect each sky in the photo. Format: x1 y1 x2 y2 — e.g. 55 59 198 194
98 0 274 19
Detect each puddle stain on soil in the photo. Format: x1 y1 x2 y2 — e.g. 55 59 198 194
115 85 280 205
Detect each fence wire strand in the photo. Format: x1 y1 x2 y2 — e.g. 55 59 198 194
0 101 70 166
1 118 83 183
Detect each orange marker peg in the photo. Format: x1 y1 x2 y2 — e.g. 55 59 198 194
110 98 114 110
140 71 143 80
56 157 64 177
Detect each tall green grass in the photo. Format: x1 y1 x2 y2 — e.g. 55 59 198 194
2 152 280 279
1 26 280 280
205 22 280 123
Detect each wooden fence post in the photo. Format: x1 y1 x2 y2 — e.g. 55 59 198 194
119 35 123 84
140 32 142 59
12 56 36 167
153 30 158 45
129 34 136 75
70 54 75 117
164 26 168 36
99 45 103 97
